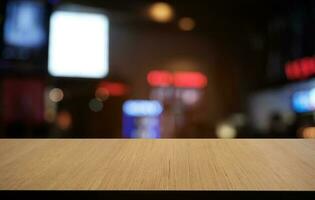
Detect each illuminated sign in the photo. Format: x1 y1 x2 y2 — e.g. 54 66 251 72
174 72 207 88
123 100 163 117
147 70 207 89
97 82 128 97
122 100 163 138
147 70 173 87
285 57 315 80
48 10 109 78
4 0 46 48
292 88 315 113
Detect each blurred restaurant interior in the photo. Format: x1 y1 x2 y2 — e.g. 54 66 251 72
1 0 315 139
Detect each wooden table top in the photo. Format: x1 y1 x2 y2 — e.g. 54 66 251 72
0 139 314 191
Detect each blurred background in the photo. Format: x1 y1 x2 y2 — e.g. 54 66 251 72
1 0 315 139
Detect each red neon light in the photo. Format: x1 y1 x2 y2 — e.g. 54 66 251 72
302 58 315 77
147 70 173 87
285 57 315 80
174 72 208 88
97 82 128 96
285 62 295 80
147 70 208 89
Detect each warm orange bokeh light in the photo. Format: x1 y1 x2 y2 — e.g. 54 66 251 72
302 127 315 138
148 2 174 23
95 87 109 101
56 111 72 130
178 17 195 31
49 88 64 103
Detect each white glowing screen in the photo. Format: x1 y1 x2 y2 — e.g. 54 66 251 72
48 11 109 78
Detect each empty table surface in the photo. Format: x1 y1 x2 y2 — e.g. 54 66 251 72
0 139 315 190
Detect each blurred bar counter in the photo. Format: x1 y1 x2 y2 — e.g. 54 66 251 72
0 139 314 190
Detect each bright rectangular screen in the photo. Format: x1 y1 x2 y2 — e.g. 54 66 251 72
48 10 109 78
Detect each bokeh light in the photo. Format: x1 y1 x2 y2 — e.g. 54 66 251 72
148 2 174 23
89 98 103 112
123 100 163 117
302 127 315 138
56 111 72 130
98 82 128 96
48 10 109 78
44 108 56 123
147 70 173 87
292 90 312 113
48 88 64 103
178 17 195 31
181 89 200 105
309 88 315 109
216 123 237 138
95 87 109 101
174 71 208 89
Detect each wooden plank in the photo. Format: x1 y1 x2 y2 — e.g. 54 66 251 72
0 139 314 190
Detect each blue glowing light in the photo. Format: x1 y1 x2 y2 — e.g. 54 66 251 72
4 0 46 48
123 100 163 117
292 91 312 113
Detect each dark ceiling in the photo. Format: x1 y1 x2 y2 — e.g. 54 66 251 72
66 1 296 17
61 0 301 35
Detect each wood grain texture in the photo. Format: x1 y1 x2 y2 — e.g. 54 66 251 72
0 139 315 190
